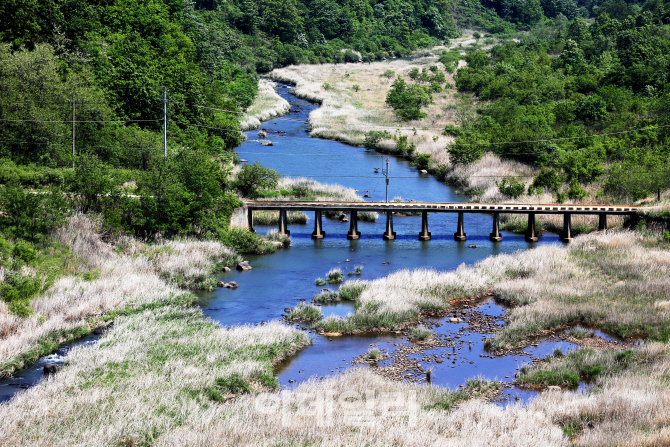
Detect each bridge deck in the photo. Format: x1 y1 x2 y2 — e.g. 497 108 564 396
245 201 639 215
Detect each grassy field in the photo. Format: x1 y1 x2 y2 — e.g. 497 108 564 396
0 214 241 378
310 230 670 352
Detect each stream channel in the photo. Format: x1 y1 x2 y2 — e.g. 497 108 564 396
198 82 587 405
1 82 608 405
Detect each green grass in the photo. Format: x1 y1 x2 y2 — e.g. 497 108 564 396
517 349 637 388
411 325 431 341
326 268 344 284
286 304 323 322
0 235 81 317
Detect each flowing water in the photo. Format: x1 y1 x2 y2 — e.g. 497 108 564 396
2 83 600 405
196 83 581 404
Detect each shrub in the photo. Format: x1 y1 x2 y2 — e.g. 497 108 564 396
287 304 323 322
411 154 431 170
386 78 433 121
326 268 344 284
234 162 279 199
411 325 431 340
497 177 525 198
214 373 252 395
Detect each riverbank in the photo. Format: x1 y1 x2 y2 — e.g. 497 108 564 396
0 214 241 378
268 52 658 237
240 79 290 131
306 230 670 353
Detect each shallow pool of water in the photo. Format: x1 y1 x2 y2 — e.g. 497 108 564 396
0 333 100 403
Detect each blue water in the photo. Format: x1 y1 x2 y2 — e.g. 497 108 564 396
1 83 568 406
195 83 568 403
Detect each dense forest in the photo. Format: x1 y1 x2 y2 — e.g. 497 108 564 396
0 0 668 244
447 2 670 202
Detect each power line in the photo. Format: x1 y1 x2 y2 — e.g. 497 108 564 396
0 118 160 124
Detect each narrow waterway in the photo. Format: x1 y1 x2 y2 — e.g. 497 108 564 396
196 83 577 403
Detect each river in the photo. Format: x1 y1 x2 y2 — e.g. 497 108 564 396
0 83 580 405
196 83 577 403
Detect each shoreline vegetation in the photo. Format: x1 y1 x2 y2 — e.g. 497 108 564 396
0 214 243 378
307 230 670 354
239 80 291 131
268 49 669 237
3 219 670 444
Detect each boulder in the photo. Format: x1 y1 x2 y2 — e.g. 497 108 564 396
236 261 252 272
363 194 372 198
239 159 248 163
92 327 104 335
271 241 283 248
338 215 349 223
546 386 561 392
260 141 273 146
324 332 343 337
217 281 225 287
284 308 292 314
468 244 477 248
449 317 462 323
224 281 239 289
420 170 428 174
44 363 61 375
222 266 231 273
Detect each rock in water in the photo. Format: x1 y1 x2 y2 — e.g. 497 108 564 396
222 266 231 273
217 281 225 287
284 308 292 314
420 170 428 174
468 245 477 248
224 281 238 289
546 386 561 392
260 141 273 146
236 261 252 271
449 318 462 323
44 364 61 375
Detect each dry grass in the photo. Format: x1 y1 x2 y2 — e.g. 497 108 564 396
270 54 457 165
317 230 670 348
0 306 308 446
0 214 239 377
240 79 291 130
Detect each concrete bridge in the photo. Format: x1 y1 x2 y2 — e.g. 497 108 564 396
245 201 639 243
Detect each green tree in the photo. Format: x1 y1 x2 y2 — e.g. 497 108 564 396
234 162 280 199
386 78 433 121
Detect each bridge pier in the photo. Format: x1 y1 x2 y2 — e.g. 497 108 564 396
278 209 290 236
383 211 396 240
561 213 572 243
419 211 431 241
347 210 361 240
312 210 325 239
247 208 255 233
525 213 538 242
490 212 502 242
454 211 466 241
599 213 607 231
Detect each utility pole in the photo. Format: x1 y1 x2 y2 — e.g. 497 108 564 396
163 87 167 160
381 156 389 203
72 93 76 169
